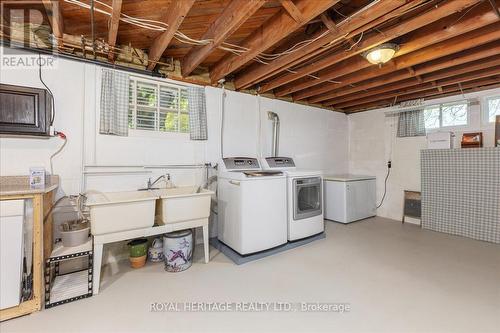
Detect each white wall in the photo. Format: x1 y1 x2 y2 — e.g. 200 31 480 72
348 87 500 222
0 46 348 262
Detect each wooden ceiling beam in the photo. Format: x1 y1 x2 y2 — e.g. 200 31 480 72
327 56 500 106
309 40 500 103
303 19 500 103
295 2 499 100
234 0 412 89
343 76 500 113
107 0 122 61
262 0 482 94
209 0 340 84
42 0 64 46
181 0 265 77
332 65 500 109
274 1 497 100
320 13 338 33
279 0 305 23
147 0 195 71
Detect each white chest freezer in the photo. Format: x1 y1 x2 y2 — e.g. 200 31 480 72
323 175 376 223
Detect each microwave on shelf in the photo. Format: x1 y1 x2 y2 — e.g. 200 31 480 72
0 83 52 137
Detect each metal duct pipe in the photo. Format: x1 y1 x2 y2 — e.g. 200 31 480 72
268 111 280 157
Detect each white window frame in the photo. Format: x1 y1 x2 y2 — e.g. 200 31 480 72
483 95 500 124
128 76 190 137
424 100 470 131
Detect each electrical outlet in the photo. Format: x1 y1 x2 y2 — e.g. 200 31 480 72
388 161 392 168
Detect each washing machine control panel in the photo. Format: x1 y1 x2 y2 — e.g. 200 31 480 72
265 157 295 168
223 157 260 170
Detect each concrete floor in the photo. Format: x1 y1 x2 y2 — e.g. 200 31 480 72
2 217 499 333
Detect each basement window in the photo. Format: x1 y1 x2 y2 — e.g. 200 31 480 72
424 101 468 130
128 77 189 133
485 96 500 123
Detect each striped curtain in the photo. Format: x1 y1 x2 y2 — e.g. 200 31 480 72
187 86 208 140
99 69 129 136
397 109 426 137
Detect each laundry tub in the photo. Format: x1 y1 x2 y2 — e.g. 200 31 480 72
154 186 213 224
86 191 157 235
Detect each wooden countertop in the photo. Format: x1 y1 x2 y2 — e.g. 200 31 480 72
0 175 59 196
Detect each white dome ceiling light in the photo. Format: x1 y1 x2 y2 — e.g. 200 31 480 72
363 43 400 65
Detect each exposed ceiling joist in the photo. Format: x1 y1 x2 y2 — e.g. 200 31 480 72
263 0 483 94
332 65 500 108
233 0 411 90
318 44 500 105
344 76 500 113
147 0 196 71
181 0 266 77
326 57 500 105
279 0 305 23
292 3 500 101
42 0 64 46
307 40 500 103
209 0 341 84
107 0 122 61
319 23 500 105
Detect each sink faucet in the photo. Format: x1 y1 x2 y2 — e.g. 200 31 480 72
146 174 171 190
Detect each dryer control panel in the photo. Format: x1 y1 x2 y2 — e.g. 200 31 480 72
223 157 260 170
265 157 295 168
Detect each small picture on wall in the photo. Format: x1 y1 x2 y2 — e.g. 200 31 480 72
461 132 483 148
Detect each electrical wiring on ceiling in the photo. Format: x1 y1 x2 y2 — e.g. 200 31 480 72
36 0 433 85
61 0 367 78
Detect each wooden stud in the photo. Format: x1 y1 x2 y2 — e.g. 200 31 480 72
181 0 265 77
147 0 196 71
107 0 122 61
280 0 305 23
320 13 338 33
42 0 64 47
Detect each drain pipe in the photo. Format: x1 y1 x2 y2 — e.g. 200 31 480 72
268 112 280 157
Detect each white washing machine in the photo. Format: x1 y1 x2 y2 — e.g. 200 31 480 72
217 157 287 255
261 157 324 241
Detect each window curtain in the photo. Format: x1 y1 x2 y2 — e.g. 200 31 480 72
397 109 426 137
187 86 208 140
99 69 129 136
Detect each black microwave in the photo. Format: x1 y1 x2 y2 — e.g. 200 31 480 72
0 83 52 137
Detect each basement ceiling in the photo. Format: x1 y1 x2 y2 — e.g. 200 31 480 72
2 0 500 113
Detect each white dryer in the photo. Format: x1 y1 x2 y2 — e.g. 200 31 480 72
218 157 287 255
261 157 324 241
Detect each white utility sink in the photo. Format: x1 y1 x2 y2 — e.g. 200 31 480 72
153 186 214 224
86 191 157 235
